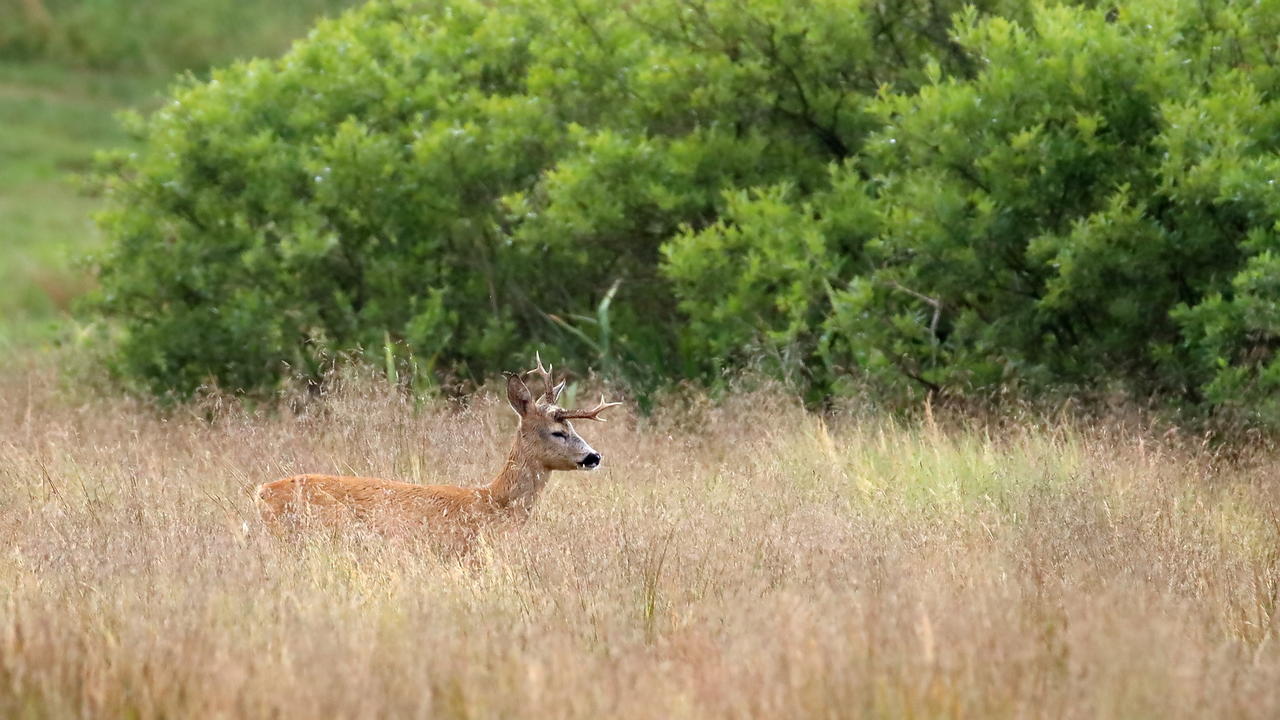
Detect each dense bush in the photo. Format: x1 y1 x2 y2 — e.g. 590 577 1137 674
94 0 1280 426
94 0 1010 396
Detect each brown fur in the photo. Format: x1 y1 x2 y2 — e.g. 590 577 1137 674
256 362 618 551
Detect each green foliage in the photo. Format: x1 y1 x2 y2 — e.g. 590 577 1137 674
96 0 1002 398
93 0 1280 427
664 177 875 392
820 0 1280 423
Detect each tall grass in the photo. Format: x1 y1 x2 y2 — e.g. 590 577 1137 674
1 362 1279 718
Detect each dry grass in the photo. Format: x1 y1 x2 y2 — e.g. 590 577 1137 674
2 362 1280 719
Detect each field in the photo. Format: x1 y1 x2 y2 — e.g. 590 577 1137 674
0 61 148 351
4 2 1280 717
0 0 356 352
2 363 1279 718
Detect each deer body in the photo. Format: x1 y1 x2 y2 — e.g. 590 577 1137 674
256 356 619 549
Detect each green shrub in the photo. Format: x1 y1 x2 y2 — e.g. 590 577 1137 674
94 0 1280 428
95 0 1005 399
823 1 1280 424
673 0 1280 425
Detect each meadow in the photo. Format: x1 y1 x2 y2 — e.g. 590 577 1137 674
2 361 1278 718
0 60 144 350
4 3 1280 716
0 0 356 351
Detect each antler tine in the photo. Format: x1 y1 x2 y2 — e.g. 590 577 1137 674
527 351 561 405
556 394 623 422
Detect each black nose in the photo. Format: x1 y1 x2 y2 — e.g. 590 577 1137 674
581 452 601 468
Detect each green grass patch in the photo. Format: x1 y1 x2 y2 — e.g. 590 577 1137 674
0 0 359 354
0 61 156 351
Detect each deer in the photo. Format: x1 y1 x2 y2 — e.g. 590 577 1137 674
255 355 621 550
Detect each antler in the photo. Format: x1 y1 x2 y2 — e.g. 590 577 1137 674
527 351 565 405
555 394 623 422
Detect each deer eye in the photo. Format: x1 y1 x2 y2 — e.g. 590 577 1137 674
550 431 568 440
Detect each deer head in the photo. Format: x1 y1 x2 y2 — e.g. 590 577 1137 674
506 354 621 471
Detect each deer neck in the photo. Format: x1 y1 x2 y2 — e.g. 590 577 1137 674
482 435 550 513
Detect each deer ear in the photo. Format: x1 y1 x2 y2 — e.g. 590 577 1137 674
506 374 534 417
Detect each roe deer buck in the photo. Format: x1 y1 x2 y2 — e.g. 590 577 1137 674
256 355 620 549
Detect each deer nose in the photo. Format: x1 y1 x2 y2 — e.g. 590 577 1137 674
580 452 602 469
